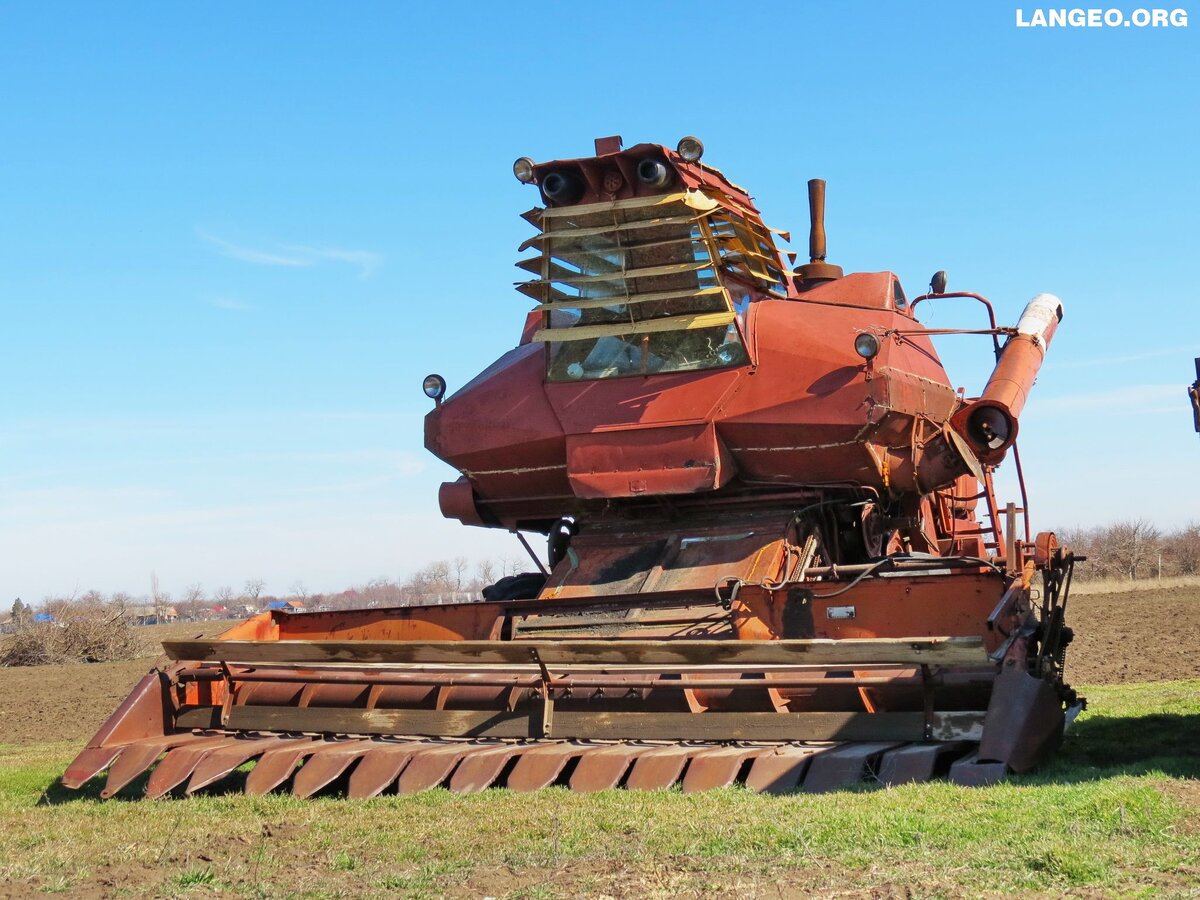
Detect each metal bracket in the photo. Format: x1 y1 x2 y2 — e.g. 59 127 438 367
530 648 555 737
218 660 236 726
920 664 934 740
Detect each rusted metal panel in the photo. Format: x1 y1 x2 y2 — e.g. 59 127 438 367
568 744 642 792
395 744 467 794
947 750 1009 787
745 745 827 793
164 636 989 667
505 743 579 792
511 600 732 639
566 423 735 499
99 734 220 799
292 740 373 798
222 704 983 743
800 742 900 793
876 742 968 787
680 746 761 792
145 736 238 799
448 744 524 793
977 664 1065 773
187 736 303 794
625 746 692 790
347 742 425 798
61 746 123 790
732 574 1006 651
245 741 318 797
77 672 170 750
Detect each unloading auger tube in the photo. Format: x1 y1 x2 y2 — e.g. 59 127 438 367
65 136 1082 799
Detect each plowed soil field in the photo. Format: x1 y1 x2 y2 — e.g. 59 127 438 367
0 587 1196 746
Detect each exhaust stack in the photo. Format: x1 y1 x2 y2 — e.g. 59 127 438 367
796 178 844 284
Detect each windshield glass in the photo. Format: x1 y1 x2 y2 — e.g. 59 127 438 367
518 192 782 382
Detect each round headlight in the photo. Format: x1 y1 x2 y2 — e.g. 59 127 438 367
677 135 704 162
854 333 881 360
513 157 536 184
422 373 447 401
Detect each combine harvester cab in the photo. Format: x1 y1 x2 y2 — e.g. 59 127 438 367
66 136 1082 798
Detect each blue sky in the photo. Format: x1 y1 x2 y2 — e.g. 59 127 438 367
1 1 1196 600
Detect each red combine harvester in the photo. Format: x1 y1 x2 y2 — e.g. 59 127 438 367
65 136 1082 798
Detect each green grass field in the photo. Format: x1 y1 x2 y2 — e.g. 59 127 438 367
0 680 1196 898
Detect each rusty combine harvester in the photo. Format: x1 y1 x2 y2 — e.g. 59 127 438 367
65 136 1083 799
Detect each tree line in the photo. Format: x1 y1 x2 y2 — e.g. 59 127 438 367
6 520 1198 626
1056 519 1200 582
5 556 533 624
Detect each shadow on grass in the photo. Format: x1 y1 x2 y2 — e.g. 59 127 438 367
1034 711 1200 782
38 768 258 805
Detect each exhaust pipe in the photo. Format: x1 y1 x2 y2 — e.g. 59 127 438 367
796 179 844 284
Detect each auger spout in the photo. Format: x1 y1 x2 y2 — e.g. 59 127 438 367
952 293 1064 464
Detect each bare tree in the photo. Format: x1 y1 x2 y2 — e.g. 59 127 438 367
1107 518 1161 581
452 557 469 592
476 559 496 587
214 586 235 607
243 579 266 605
289 580 309 603
179 584 206 620
1164 522 1200 575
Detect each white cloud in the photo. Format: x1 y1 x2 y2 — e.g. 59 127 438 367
279 243 383 279
1045 345 1195 370
206 295 253 311
197 229 310 267
1033 383 1182 413
197 229 382 278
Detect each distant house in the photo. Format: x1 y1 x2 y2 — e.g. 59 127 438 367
266 600 305 612
127 605 179 626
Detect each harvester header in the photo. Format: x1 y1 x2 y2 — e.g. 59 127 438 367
65 136 1081 799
